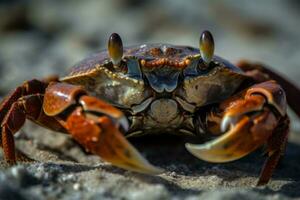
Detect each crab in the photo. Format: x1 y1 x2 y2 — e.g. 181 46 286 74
0 31 299 186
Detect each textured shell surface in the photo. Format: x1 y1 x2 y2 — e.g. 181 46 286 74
61 44 248 135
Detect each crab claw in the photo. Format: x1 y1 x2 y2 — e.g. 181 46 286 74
94 116 162 174
186 94 278 163
43 82 161 174
66 96 162 175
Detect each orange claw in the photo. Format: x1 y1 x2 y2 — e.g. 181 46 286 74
64 96 162 174
186 81 289 185
186 107 278 163
43 82 161 174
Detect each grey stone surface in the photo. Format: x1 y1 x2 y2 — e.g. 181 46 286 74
1 0 300 199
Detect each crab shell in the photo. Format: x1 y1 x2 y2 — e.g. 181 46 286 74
0 33 292 186
61 44 249 136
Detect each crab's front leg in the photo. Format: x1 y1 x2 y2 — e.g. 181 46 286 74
186 80 288 185
43 82 161 174
0 81 161 174
236 60 300 118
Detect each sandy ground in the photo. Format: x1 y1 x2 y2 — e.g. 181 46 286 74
1 123 300 199
1 0 300 199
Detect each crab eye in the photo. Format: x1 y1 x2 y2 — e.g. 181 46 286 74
199 30 214 66
108 33 123 66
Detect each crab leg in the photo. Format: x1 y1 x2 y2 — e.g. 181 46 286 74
1 94 67 164
258 116 289 185
237 60 300 118
0 79 47 122
0 79 63 163
186 80 288 185
43 82 161 174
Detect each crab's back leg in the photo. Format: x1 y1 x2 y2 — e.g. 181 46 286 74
0 79 47 123
1 93 68 163
237 60 300 118
187 80 289 186
0 79 66 163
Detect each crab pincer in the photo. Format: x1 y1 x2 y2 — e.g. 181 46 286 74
43 82 162 174
186 81 288 185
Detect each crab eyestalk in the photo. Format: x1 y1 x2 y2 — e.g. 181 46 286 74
108 33 123 66
199 30 215 66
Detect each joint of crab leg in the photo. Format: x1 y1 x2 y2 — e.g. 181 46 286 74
219 80 287 134
79 95 129 131
245 80 287 116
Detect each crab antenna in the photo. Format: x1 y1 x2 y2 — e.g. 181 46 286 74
108 33 123 66
199 30 215 65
